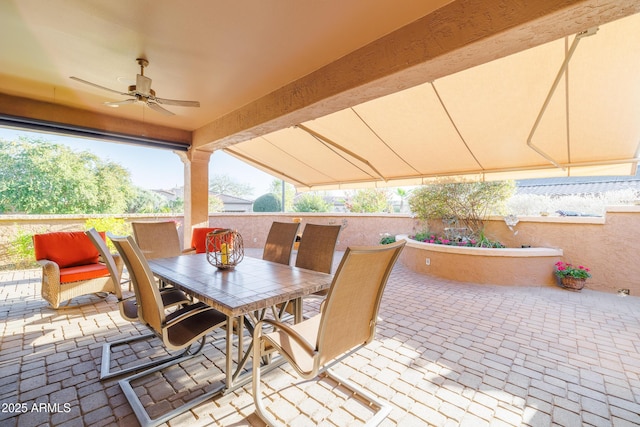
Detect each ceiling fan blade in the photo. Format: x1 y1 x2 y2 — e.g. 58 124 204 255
103 99 137 107
155 97 200 107
136 74 152 96
147 101 175 116
70 76 127 95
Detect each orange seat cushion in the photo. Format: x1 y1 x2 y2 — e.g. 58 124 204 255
59 263 110 283
191 227 223 253
34 231 105 268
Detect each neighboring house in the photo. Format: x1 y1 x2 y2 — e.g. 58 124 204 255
214 194 254 212
152 188 254 212
152 188 181 201
516 176 640 197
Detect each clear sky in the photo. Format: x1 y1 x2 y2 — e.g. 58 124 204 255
0 127 277 199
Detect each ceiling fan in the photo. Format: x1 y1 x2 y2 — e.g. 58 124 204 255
70 58 200 116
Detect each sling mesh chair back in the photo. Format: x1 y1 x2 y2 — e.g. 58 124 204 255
253 240 406 426
279 223 341 317
110 234 226 350
110 234 228 427
262 221 300 265
131 221 182 260
87 229 191 380
295 223 341 273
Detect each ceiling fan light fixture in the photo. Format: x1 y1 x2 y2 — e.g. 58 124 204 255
70 58 200 115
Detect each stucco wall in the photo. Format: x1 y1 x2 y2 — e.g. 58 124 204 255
0 213 415 267
416 207 639 294
204 213 416 250
1 208 638 295
399 238 563 286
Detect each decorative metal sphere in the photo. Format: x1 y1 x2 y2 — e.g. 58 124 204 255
205 229 244 269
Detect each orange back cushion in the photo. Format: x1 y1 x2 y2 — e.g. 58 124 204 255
191 227 223 253
34 231 105 268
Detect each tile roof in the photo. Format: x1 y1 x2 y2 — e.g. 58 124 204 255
516 176 640 196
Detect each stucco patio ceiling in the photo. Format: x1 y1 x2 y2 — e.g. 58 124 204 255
227 13 640 190
0 1 638 189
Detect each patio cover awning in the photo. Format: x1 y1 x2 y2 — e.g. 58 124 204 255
225 14 640 191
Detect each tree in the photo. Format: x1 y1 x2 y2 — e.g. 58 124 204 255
269 179 296 212
253 193 281 212
127 188 166 213
344 188 392 213
293 193 332 212
209 194 224 212
408 180 515 236
209 174 253 197
395 188 411 213
0 137 139 214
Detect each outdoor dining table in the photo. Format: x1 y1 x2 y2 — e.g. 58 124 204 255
147 253 333 394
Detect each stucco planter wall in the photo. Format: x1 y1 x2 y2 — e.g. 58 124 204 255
397 234 563 286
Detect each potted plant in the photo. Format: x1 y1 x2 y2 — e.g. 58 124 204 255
379 233 396 245
554 261 591 291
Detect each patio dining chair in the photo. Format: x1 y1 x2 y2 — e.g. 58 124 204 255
86 229 192 380
109 234 227 427
262 221 300 265
273 223 340 319
252 240 406 426
131 221 183 260
294 223 341 274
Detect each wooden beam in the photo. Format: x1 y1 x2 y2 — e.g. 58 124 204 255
193 0 639 151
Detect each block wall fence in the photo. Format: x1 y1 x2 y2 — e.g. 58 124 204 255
1 207 638 295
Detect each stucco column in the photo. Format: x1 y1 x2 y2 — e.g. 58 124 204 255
176 149 212 248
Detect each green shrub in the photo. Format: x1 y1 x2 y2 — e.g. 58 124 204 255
344 189 392 213
379 234 396 245
293 193 332 212
7 228 40 269
84 217 131 251
409 180 515 237
253 193 282 212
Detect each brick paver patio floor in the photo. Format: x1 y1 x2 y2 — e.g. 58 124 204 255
1 253 639 426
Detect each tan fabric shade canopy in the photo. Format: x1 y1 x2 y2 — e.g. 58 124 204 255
226 14 640 191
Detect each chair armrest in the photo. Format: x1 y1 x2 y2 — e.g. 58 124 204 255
164 302 213 325
37 259 60 279
256 318 316 358
37 259 61 307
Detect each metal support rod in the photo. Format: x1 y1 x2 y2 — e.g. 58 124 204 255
526 27 598 170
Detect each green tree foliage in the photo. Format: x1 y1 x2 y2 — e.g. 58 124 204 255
209 194 224 212
395 188 411 213
127 188 166 213
253 193 282 212
344 188 392 213
293 193 332 212
0 137 138 214
269 180 296 212
408 180 515 235
209 174 253 197
161 198 184 213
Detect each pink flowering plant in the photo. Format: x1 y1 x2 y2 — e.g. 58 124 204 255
412 231 505 248
554 261 591 279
